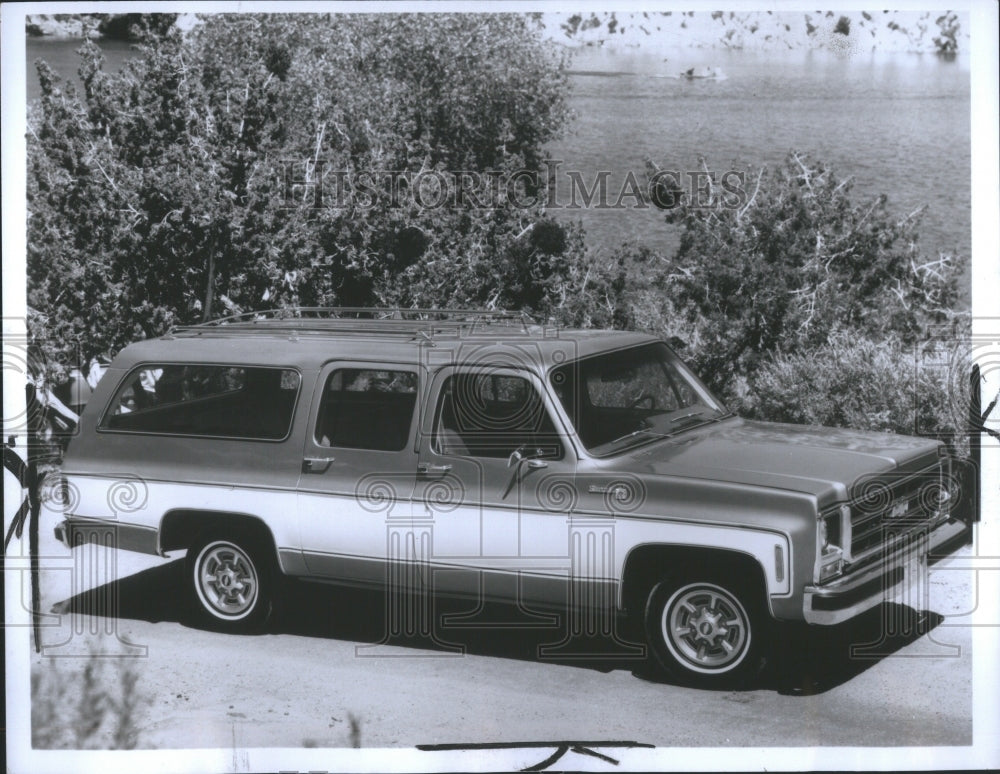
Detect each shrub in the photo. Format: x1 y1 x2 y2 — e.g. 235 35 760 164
737 333 970 457
643 152 967 404
31 652 143 749
933 12 960 54
27 14 577 370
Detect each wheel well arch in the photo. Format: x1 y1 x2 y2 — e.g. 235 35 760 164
619 544 770 621
159 509 278 562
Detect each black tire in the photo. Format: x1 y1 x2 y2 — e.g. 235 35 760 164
643 573 769 687
187 532 275 632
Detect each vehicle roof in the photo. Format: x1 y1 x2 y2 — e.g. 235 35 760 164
109 321 660 374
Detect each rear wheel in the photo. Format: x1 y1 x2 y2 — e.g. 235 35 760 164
644 575 768 687
187 533 274 632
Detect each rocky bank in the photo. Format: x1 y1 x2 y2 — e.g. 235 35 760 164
26 10 966 54
25 12 200 40
540 10 967 54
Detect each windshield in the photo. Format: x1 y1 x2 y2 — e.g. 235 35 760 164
549 342 729 455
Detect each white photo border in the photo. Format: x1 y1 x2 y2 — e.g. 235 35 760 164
4 1 998 771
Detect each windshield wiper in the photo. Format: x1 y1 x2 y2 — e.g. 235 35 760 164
664 409 728 435
599 410 731 453
602 424 667 449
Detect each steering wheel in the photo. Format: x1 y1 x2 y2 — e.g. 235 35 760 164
629 393 656 410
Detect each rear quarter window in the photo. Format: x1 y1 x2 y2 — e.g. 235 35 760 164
100 364 300 440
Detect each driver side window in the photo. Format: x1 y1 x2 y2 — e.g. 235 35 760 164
432 373 562 460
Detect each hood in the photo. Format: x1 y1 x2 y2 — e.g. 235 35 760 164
607 418 941 504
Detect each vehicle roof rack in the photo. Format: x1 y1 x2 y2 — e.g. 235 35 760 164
167 307 552 341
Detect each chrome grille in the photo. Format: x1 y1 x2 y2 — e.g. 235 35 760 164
848 463 947 563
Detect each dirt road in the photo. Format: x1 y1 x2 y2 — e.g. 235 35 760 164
21 525 973 758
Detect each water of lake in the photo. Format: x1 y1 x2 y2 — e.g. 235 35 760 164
549 46 971 264
26 38 971 265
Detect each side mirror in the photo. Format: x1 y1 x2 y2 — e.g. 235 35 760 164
507 448 524 468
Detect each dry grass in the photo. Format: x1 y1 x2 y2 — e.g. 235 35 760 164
31 648 144 749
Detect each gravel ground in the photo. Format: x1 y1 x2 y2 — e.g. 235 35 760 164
20 525 975 758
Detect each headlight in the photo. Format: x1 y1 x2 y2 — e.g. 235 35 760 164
816 507 847 583
820 511 842 551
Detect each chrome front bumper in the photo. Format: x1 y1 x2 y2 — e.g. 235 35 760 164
802 518 970 625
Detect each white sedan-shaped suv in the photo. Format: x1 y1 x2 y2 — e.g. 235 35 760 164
54 308 972 686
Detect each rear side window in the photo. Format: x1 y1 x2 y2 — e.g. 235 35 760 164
101 364 300 440
315 368 418 451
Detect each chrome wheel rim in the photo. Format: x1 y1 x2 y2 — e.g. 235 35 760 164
661 583 750 674
195 541 258 620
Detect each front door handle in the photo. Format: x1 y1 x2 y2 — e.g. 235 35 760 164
417 462 452 475
302 456 336 473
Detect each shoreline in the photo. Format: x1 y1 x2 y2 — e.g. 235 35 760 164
540 10 967 55
24 10 968 55
25 13 199 40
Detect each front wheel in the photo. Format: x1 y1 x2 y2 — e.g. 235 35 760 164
188 534 274 632
644 576 768 687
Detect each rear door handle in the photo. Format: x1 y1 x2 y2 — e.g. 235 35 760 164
302 456 336 473
417 462 452 475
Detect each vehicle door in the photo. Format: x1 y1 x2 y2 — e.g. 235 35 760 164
413 366 579 608
297 361 422 582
